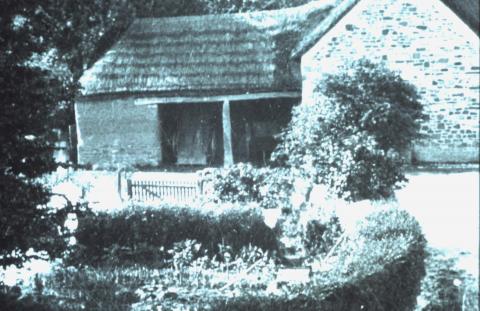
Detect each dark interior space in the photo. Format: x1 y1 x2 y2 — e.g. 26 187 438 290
159 102 223 166
230 98 298 166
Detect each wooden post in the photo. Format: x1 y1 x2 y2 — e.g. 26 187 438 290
127 179 132 199
222 100 234 166
117 168 122 201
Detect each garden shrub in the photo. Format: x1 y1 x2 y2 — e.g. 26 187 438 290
66 205 278 267
320 208 427 310
0 283 62 311
273 59 425 201
203 163 293 210
302 216 342 257
418 248 478 311
205 208 426 311
207 163 263 203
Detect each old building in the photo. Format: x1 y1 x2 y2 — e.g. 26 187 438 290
298 0 479 163
75 0 479 169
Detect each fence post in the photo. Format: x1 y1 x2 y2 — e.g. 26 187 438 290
127 179 132 199
117 168 122 201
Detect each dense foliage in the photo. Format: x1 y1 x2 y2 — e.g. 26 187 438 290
66 205 278 267
206 208 426 310
8 207 424 311
202 164 294 210
274 59 424 201
0 1 81 267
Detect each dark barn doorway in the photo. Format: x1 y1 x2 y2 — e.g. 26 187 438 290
230 98 296 166
159 102 223 166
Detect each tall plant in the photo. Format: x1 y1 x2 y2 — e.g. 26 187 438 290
0 1 80 267
273 59 424 201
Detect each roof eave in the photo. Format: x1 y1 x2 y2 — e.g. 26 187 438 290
290 0 360 59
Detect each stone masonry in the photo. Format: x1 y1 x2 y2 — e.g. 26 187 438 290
302 0 479 162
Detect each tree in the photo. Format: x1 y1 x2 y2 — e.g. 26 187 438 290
0 1 79 267
273 59 424 202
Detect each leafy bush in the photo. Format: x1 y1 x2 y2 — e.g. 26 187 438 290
207 163 264 203
207 208 426 311
273 59 424 201
319 208 427 310
302 216 342 257
418 248 479 311
66 205 278 267
202 163 293 210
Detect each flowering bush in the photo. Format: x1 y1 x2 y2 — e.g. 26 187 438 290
209 163 264 203
273 59 424 201
203 163 293 210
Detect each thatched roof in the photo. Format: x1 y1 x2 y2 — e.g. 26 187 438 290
442 0 479 35
79 0 341 97
291 0 359 58
80 0 478 97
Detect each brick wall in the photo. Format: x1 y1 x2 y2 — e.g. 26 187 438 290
302 0 479 163
75 97 161 169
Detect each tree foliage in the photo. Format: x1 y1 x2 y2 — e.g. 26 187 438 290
0 1 80 267
273 59 424 201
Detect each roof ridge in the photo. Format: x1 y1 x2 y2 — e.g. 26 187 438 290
131 0 340 23
291 0 359 58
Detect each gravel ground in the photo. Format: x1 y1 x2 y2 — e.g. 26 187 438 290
397 170 479 277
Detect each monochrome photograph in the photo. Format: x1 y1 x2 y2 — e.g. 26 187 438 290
1 0 478 310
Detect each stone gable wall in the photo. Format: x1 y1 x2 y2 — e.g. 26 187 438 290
75 97 161 169
302 0 479 163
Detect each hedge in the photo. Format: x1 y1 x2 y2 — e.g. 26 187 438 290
66 204 278 267
207 208 426 311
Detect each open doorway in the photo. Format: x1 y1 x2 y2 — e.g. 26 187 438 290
230 98 297 166
159 102 223 167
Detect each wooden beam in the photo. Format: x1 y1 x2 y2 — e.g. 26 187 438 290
222 100 234 167
134 92 301 106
